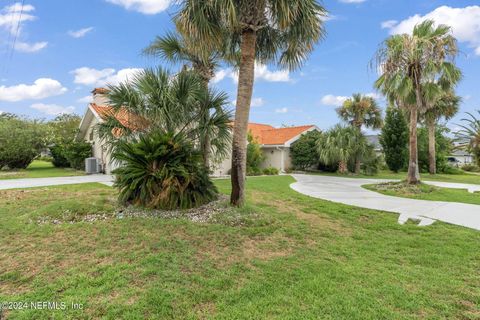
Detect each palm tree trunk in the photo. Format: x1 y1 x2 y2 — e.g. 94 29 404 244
338 160 348 174
407 103 421 184
230 30 257 206
427 119 436 175
202 138 211 169
354 124 362 174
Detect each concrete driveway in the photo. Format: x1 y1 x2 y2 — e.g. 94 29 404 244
290 174 480 231
0 175 114 190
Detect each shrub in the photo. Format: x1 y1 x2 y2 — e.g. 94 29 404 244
36 156 53 162
263 167 279 175
461 164 480 172
50 145 70 167
0 115 47 169
361 146 381 176
380 106 408 173
246 133 265 174
246 167 262 176
290 130 322 170
441 165 464 175
63 142 92 170
112 131 218 210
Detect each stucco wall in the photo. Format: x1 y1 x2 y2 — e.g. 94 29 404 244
261 147 289 171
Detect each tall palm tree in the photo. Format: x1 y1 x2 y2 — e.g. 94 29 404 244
423 92 461 174
176 0 327 206
455 110 480 167
143 32 227 168
336 93 382 174
317 125 370 175
375 20 461 184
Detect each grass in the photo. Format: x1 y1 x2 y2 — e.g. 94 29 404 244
0 161 84 180
364 181 480 206
312 169 480 185
0 177 479 319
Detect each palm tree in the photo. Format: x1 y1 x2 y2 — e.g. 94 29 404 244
375 20 461 184
97 68 232 164
317 125 370 174
176 0 327 206
337 94 382 174
143 32 227 168
423 92 461 174
455 110 480 167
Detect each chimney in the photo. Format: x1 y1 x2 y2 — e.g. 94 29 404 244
91 88 109 105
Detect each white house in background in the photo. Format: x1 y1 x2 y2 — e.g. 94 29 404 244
448 149 474 166
76 88 319 175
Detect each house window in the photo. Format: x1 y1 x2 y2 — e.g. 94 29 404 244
89 130 94 141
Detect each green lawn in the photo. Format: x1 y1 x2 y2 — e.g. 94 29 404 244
364 181 480 205
0 176 479 319
0 161 84 180
312 169 480 185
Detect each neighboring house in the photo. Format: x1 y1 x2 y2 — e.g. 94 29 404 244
76 88 144 174
448 149 473 166
213 124 320 175
77 88 319 175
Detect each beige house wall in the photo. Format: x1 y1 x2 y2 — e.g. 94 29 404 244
261 147 290 171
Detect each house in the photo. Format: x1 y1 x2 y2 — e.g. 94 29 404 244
77 88 319 175
448 149 474 166
213 123 320 175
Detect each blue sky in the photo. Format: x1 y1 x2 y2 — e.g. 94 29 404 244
0 0 479 134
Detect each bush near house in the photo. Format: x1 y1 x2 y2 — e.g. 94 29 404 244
112 130 218 210
290 130 322 170
0 114 47 170
48 114 84 169
246 133 265 176
263 167 279 175
461 164 479 172
63 142 92 170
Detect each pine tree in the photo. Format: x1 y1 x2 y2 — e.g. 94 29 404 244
380 106 408 172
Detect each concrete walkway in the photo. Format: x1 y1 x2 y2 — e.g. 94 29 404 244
0 175 114 190
290 174 480 231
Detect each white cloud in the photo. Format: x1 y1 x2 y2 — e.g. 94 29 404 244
15 41 47 52
0 2 36 34
232 97 264 107
275 107 288 114
0 3 48 53
214 63 290 84
105 0 171 14
77 95 93 103
321 93 383 106
339 0 366 3
381 20 398 29
68 27 94 38
71 67 143 87
0 78 67 102
30 103 75 116
382 6 480 55
320 94 349 106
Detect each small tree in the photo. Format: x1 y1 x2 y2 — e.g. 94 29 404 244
47 114 82 168
317 125 369 174
0 115 47 169
380 106 409 172
246 133 265 176
290 131 322 170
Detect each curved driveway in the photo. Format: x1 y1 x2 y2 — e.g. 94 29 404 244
290 174 480 231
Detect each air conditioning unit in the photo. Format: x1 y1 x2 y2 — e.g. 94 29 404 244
85 157 99 174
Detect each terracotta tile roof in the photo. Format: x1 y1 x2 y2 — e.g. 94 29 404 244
246 123 316 145
90 104 148 133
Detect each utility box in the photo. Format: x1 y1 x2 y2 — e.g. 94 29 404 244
85 157 99 174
